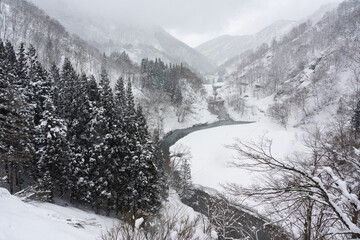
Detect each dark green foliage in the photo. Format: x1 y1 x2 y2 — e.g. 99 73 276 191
0 41 168 216
0 41 32 193
140 58 183 104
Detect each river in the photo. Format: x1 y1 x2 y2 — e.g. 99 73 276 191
159 119 288 239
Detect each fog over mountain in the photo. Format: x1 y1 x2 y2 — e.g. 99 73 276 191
30 0 339 47
2 1 360 239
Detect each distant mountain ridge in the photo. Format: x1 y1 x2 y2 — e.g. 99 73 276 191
30 2 216 74
220 0 358 128
0 0 138 82
196 20 297 66
196 3 339 66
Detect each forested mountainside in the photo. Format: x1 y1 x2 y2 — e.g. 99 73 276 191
0 0 209 136
198 3 339 70
196 20 297 66
0 0 138 79
4 0 360 239
0 40 169 213
29 0 216 74
222 0 360 127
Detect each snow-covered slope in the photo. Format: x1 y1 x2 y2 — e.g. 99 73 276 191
197 3 339 67
220 0 359 129
0 188 215 240
0 188 113 240
196 20 296 66
172 119 302 191
0 0 137 79
29 1 216 74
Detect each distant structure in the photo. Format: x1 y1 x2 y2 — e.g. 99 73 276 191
208 83 225 110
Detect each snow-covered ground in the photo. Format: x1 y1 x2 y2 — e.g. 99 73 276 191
0 188 215 240
171 118 304 191
0 188 114 240
163 100 218 134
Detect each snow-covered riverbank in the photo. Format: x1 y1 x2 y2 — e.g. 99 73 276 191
171 118 304 191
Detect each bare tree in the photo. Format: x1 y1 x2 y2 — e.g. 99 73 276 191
267 101 290 127
100 206 211 240
169 144 193 198
225 125 360 238
140 90 171 135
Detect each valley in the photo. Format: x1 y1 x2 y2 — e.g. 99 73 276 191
1 0 360 239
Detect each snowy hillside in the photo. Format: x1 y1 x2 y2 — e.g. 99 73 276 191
220 0 359 129
28 1 216 74
0 0 137 79
196 20 296 66
0 188 114 240
0 188 215 240
172 118 302 191
197 3 339 67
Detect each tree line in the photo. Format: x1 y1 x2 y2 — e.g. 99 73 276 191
140 58 184 105
0 40 168 216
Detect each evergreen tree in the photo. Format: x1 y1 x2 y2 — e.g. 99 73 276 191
114 77 126 110
49 64 61 111
0 40 32 193
35 94 69 198
139 58 183 103
16 43 28 81
81 75 104 208
0 40 168 215
58 58 78 121
94 68 116 210
353 98 360 134
152 131 169 201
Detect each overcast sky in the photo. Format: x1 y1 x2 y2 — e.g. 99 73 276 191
30 0 339 47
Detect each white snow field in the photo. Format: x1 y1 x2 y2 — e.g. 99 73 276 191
172 118 304 191
0 188 215 240
0 188 114 240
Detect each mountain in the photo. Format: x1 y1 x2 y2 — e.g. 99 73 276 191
196 20 296 66
0 0 138 81
220 0 359 128
28 1 216 74
196 3 339 66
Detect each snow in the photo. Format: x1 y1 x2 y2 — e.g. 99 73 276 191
163 100 218 134
0 188 114 240
172 118 304 191
134 217 144 229
163 189 217 239
0 188 215 240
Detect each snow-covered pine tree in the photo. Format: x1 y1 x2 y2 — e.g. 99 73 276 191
0 40 32 193
81 75 104 209
16 43 28 81
152 131 169 201
120 81 166 215
114 77 126 111
48 64 61 114
66 73 94 203
58 58 78 121
94 67 116 210
24 46 70 198
135 105 149 144
352 98 360 134
124 79 137 140
35 88 70 199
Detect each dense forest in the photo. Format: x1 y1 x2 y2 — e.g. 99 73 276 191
0 40 168 216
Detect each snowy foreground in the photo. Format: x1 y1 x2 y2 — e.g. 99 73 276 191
0 188 213 240
172 118 304 191
0 188 114 240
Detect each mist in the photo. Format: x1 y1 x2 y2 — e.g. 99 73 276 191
30 0 339 47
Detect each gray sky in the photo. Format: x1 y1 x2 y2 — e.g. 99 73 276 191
30 0 339 47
